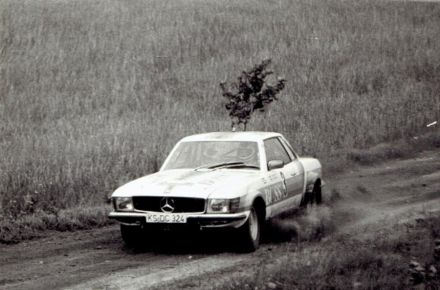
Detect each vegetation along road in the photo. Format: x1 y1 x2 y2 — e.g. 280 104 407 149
1 148 439 290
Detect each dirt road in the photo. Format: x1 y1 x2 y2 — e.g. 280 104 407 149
1 149 439 290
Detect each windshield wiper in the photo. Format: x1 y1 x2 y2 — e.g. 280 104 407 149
223 163 260 170
195 161 259 170
195 161 244 170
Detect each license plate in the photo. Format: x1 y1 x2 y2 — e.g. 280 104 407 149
145 213 187 223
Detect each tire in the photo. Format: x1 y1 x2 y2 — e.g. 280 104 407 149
120 224 143 248
313 180 322 205
238 206 261 252
300 190 313 208
300 180 322 207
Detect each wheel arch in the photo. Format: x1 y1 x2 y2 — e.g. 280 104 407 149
252 196 266 221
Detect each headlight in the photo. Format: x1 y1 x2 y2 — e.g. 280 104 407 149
113 197 134 211
207 198 240 213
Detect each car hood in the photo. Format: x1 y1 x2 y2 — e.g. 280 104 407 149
112 169 259 199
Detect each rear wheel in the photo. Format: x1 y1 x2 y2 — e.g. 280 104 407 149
238 206 261 252
300 180 322 207
314 180 322 205
300 190 313 207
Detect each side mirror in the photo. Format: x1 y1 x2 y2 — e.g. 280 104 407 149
267 160 284 170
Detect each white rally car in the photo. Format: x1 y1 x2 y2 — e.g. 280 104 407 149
109 131 323 251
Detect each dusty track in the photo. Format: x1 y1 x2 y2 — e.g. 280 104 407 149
1 149 439 290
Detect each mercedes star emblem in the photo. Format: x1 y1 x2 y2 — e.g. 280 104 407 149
160 197 175 213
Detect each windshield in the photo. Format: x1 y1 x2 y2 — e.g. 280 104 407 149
163 141 260 170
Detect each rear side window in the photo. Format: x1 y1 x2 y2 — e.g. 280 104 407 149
264 138 292 167
278 137 297 160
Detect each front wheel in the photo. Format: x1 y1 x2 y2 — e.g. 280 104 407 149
238 206 261 252
120 224 143 248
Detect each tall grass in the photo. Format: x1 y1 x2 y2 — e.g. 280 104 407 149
0 0 439 217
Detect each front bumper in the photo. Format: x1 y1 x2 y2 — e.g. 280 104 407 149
108 211 250 229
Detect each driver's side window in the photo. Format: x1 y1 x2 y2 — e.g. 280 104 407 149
264 138 292 169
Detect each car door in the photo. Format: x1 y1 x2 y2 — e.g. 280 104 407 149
264 138 298 201
277 137 305 197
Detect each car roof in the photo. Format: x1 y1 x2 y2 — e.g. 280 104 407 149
180 131 282 142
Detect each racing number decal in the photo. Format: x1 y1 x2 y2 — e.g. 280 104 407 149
263 173 288 205
280 172 287 192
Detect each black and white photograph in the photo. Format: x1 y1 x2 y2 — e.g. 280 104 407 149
0 0 439 289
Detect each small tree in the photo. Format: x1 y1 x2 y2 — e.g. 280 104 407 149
220 59 286 131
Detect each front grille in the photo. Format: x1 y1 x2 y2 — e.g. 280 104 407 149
132 196 205 213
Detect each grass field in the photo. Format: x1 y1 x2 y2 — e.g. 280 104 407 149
0 0 439 221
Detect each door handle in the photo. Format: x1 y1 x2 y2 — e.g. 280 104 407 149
291 172 298 177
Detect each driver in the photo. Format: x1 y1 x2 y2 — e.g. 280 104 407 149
236 143 258 166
